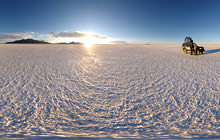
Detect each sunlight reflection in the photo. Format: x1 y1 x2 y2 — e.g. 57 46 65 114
84 43 93 48
83 35 95 49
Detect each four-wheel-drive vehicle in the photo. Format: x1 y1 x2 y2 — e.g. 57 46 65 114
182 37 205 55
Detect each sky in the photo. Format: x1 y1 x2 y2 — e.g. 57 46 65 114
0 0 220 44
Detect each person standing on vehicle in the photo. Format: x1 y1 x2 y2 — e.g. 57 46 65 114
190 38 194 55
194 43 198 55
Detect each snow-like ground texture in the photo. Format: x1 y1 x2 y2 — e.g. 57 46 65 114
0 44 219 139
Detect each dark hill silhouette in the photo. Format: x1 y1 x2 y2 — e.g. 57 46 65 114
69 41 82 44
56 41 82 44
6 39 50 44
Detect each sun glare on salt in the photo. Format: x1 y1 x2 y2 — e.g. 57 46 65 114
83 35 95 48
84 42 93 48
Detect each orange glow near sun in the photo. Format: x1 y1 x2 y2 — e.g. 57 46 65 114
50 32 112 47
83 35 97 48
84 42 93 48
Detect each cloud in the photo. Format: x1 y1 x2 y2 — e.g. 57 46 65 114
0 33 33 40
0 31 127 44
50 31 109 39
110 40 127 44
90 34 108 39
50 31 86 38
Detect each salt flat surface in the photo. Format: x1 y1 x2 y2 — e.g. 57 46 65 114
0 44 219 139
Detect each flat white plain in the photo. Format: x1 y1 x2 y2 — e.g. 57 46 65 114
0 44 219 139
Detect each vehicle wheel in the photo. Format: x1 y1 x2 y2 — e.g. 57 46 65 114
183 48 187 54
193 50 196 55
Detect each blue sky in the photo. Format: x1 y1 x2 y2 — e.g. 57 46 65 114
0 0 220 44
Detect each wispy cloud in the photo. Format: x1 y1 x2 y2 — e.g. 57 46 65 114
0 33 34 40
50 31 109 39
110 40 127 44
0 31 127 44
50 31 86 38
89 33 109 39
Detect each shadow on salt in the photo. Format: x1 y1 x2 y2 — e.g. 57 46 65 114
204 48 220 54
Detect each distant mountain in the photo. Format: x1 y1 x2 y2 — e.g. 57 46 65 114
56 42 82 44
69 41 82 44
6 39 50 44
